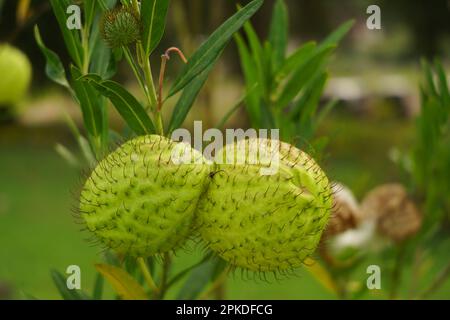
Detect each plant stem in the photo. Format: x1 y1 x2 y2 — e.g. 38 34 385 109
122 46 148 98
137 257 159 295
81 28 90 74
156 253 172 299
138 44 163 135
158 47 188 112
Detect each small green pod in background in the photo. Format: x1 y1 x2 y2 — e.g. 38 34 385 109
0 45 32 106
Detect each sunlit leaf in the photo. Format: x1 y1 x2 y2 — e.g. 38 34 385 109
168 0 264 97
95 264 148 300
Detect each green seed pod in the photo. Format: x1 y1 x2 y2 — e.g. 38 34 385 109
100 6 141 48
196 138 332 273
0 45 31 106
79 135 211 257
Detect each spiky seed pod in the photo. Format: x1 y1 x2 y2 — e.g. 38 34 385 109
79 135 212 257
100 6 141 48
196 138 332 273
361 183 422 242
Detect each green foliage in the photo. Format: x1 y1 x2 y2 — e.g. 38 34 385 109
168 0 264 97
49 0 84 68
38 0 265 301
34 26 70 89
36 0 118 156
81 74 156 135
141 0 170 55
236 0 353 152
412 60 450 226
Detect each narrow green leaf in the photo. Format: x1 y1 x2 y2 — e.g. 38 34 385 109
50 0 84 68
421 59 438 98
268 0 288 70
243 20 269 95
177 257 226 300
290 72 327 123
318 19 354 49
50 270 85 300
168 0 264 97
81 75 155 135
89 11 117 78
55 143 80 168
167 55 220 134
276 41 316 81
434 60 450 107
276 46 333 108
235 33 261 127
92 273 104 300
141 0 170 55
34 25 70 88
71 66 104 144
84 0 97 31
315 98 338 130
166 253 213 291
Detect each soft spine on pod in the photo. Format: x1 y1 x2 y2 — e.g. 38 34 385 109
195 138 333 273
79 135 211 257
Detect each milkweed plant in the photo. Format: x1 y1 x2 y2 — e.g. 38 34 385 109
35 0 355 300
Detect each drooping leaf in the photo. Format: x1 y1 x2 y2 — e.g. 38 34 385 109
34 25 70 88
71 66 104 146
49 0 84 68
95 264 148 300
268 0 288 70
141 0 170 55
81 75 155 135
168 0 264 97
318 19 354 49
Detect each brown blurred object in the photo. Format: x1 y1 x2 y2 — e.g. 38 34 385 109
324 183 361 238
0 281 13 300
320 183 362 268
361 183 422 242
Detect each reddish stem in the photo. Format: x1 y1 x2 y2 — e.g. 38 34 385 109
158 47 188 111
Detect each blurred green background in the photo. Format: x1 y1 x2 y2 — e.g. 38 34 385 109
0 0 449 299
